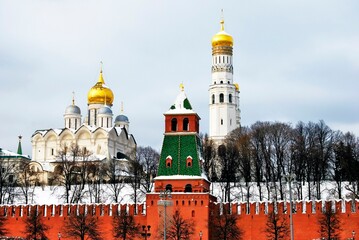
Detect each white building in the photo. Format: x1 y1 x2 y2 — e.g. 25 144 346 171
209 19 240 145
30 67 136 184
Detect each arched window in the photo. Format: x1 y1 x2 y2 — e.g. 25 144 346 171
229 94 232 103
183 118 189 131
192 210 195 217
219 93 224 103
184 184 192 193
212 94 215 104
171 118 177 131
186 157 193 167
166 184 172 192
166 157 172 168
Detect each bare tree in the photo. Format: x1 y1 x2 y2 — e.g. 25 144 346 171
0 157 18 204
264 210 289 240
210 212 243 240
23 207 50 240
54 144 92 204
228 127 253 203
218 142 239 203
113 211 140 240
318 202 342 240
62 212 102 240
137 146 159 193
103 158 127 203
165 210 195 240
16 162 38 204
202 133 218 182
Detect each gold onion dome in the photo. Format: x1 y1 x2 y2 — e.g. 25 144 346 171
211 19 233 47
87 70 114 105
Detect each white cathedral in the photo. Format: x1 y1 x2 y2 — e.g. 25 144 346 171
30 68 136 184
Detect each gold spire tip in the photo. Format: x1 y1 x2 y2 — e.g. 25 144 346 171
220 9 225 31
180 83 184 91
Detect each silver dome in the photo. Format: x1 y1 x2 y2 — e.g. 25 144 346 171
65 105 81 115
98 106 113 115
115 114 129 123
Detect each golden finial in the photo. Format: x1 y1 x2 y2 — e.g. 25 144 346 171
121 101 124 113
220 9 225 31
98 61 105 84
180 83 184 91
72 91 75 105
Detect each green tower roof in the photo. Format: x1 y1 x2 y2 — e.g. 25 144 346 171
157 134 202 177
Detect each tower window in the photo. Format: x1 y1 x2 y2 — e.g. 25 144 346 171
186 157 193 167
184 184 192 193
229 94 232 103
219 93 224 103
166 157 172 168
165 184 172 192
221 119 223 125
171 118 177 131
212 94 215 104
183 118 189 131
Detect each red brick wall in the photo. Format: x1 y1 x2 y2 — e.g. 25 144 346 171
1 200 358 240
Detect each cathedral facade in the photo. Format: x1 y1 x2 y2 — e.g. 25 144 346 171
30 68 136 184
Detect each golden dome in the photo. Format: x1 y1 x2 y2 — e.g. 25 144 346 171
234 83 240 91
87 70 114 105
211 19 233 47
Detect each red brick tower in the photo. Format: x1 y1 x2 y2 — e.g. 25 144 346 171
146 85 216 240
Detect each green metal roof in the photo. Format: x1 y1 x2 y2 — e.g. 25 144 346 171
157 134 202 176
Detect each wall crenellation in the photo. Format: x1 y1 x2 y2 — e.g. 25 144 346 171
213 199 358 216
0 203 146 219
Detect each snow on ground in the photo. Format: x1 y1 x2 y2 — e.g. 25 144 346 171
8 181 356 205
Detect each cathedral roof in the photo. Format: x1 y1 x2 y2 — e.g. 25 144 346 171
115 114 129 123
65 104 81 115
87 68 114 106
98 105 113 115
65 95 81 115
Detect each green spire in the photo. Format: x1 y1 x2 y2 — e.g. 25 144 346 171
17 135 22 155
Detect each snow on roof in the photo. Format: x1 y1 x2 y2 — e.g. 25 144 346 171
154 175 209 181
0 148 30 159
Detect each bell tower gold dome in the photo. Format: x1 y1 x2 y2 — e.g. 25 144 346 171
87 69 114 106
211 19 233 47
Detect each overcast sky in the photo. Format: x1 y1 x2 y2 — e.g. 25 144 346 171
1 0 358 156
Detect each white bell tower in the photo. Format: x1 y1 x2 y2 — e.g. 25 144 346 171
209 18 240 144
